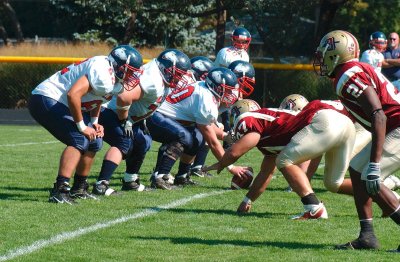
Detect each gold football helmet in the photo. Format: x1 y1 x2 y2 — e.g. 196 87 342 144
279 94 309 112
313 30 360 77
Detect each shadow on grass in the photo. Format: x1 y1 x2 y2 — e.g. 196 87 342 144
141 206 282 219
0 192 41 201
130 235 328 249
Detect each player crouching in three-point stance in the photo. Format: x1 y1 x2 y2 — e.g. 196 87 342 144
204 99 356 220
314 30 400 251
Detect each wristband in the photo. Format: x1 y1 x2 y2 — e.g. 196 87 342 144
226 164 234 171
90 117 98 125
76 120 87 132
243 196 252 204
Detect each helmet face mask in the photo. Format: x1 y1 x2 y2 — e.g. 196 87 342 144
156 49 191 89
313 30 360 77
109 45 143 91
205 67 239 107
279 94 309 111
231 27 251 50
228 60 255 97
369 31 387 52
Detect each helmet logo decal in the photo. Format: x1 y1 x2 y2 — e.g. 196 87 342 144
233 63 247 73
113 47 128 60
192 61 207 71
324 37 339 51
162 51 178 64
210 70 224 83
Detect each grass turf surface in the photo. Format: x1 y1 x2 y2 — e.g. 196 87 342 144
0 125 399 261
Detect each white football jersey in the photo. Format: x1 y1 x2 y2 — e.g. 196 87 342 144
157 81 219 125
360 49 384 73
32 56 120 112
104 59 169 123
214 46 249 68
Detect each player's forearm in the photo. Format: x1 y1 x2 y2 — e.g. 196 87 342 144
370 110 386 163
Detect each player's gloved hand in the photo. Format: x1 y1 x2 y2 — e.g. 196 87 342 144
120 119 134 138
361 162 381 195
140 120 150 135
223 130 236 146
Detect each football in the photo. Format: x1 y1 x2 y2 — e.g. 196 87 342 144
231 168 254 190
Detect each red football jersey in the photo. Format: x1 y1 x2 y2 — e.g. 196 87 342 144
334 61 400 132
232 100 350 155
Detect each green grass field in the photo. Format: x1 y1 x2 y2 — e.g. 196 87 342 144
0 125 399 261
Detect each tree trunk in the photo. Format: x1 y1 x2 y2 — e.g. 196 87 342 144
314 0 348 49
0 0 23 42
122 0 143 45
0 18 9 45
215 0 226 55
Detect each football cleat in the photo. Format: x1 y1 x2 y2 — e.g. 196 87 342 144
92 180 120 196
121 178 147 192
335 235 380 250
388 244 400 253
48 182 76 205
70 180 98 200
174 173 198 186
150 174 177 190
189 166 212 178
291 202 328 220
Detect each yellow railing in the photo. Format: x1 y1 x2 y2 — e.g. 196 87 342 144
0 56 314 71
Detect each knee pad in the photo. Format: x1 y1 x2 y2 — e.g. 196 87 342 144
276 152 294 170
165 141 184 161
87 138 103 152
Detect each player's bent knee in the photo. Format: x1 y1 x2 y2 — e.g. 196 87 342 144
87 138 103 152
324 180 341 193
275 153 294 169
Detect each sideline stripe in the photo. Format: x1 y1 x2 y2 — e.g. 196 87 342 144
0 190 228 261
0 141 58 147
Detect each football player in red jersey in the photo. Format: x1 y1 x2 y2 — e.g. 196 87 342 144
204 99 356 220
314 30 400 251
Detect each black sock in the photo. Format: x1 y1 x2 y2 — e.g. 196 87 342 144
74 173 87 183
98 160 118 181
177 162 191 177
390 207 400 225
300 193 320 205
56 175 70 187
158 156 176 175
193 145 209 167
359 219 374 235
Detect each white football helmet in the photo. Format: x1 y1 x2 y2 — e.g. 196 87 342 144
230 99 261 125
313 30 360 77
279 94 309 112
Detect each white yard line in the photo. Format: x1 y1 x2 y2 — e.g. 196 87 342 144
0 190 228 261
0 141 58 147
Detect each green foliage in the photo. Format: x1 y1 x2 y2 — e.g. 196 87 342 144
333 0 400 51
0 64 60 108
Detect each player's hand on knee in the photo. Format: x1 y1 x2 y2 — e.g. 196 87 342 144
361 162 381 195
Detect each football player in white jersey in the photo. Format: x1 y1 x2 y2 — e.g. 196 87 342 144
314 30 400 251
91 49 192 195
214 27 251 68
146 67 250 189
360 31 387 73
28 45 143 204
215 27 252 147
